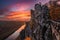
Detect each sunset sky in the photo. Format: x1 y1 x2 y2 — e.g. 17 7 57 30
0 0 50 21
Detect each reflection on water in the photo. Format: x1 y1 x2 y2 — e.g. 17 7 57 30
5 24 26 40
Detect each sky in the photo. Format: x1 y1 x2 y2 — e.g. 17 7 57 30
0 0 50 21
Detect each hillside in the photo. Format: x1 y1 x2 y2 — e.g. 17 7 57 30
0 21 24 40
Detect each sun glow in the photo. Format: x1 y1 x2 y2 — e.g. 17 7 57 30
0 4 31 21
6 11 31 21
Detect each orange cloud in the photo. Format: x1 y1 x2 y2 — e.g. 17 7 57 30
6 10 31 21
0 3 31 21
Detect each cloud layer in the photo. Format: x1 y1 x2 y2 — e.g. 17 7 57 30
0 0 50 21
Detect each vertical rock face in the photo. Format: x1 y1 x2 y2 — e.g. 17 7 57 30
30 3 53 40
30 2 60 40
20 1 60 40
49 1 60 40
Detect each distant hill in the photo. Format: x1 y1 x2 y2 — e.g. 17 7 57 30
0 21 24 40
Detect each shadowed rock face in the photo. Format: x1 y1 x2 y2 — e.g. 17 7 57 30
0 21 24 40
49 1 60 21
16 1 60 40
50 6 60 21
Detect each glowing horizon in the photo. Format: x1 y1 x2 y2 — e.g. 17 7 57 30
0 4 31 22
0 10 31 21
0 0 50 21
